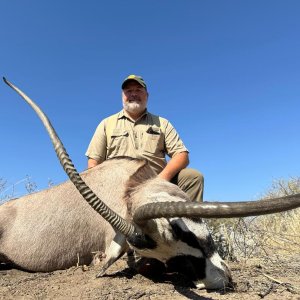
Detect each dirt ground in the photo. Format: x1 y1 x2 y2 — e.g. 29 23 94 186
1 255 299 300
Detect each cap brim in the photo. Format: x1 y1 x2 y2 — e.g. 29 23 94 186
122 79 146 89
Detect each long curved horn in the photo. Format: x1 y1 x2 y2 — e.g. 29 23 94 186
3 77 137 237
133 193 300 224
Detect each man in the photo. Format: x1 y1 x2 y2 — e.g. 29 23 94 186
86 74 204 202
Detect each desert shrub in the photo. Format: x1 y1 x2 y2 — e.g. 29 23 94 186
254 177 300 256
207 177 300 261
0 178 6 193
0 177 11 204
0 175 38 204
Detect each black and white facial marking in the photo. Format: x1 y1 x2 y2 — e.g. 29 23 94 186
166 218 232 289
169 218 216 258
127 232 157 250
166 255 207 282
165 218 217 286
126 217 231 289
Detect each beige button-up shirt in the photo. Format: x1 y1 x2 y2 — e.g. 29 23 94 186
85 110 188 174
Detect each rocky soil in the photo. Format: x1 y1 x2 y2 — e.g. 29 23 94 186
1 255 299 300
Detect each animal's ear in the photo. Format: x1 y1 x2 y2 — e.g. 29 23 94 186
127 232 157 250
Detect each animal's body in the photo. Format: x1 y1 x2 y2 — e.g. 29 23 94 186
0 159 149 271
0 157 230 289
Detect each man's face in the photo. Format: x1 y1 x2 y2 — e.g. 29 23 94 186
122 81 148 116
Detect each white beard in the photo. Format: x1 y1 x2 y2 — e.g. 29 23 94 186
123 101 147 115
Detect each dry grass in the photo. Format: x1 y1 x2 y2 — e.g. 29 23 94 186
209 177 300 262
254 208 300 256
209 209 300 262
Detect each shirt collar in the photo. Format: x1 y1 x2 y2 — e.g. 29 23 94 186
118 109 148 122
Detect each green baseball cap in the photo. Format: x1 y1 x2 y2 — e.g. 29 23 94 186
121 74 147 90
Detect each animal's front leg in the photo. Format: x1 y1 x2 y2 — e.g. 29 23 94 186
96 232 128 278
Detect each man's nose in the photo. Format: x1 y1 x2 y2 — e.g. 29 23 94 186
130 91 139 97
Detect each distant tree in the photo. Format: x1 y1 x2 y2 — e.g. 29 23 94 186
0 177 6 193
25 175 38 194
261 176 300 199
0 175 39 204
48 178 55 188
0 177 10 204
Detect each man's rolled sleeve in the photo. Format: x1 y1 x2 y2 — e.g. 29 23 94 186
164 120 189 158
85 120 107 162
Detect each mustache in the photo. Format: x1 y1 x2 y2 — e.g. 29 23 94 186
128 97 141 101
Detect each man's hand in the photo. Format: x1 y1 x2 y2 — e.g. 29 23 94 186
158 152 189 181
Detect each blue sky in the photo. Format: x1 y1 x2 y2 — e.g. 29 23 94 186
0 1 299 201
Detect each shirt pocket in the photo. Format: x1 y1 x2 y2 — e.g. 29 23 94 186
107 129 129 157
144 126 163 154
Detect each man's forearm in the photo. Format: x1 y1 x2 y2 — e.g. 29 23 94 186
87 158 100 169
158 152 189 181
